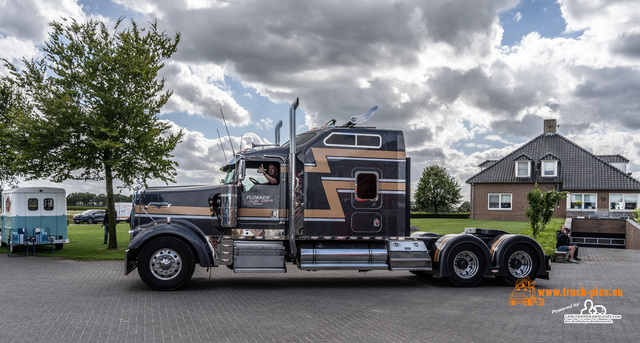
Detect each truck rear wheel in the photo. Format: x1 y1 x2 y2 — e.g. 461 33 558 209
498 244 539 286
138 237 196 291
447 244 485 287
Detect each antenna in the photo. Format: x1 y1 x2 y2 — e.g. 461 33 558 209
216 129 228 161
220 108 235 155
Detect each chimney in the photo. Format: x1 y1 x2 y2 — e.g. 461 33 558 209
544 119 557 134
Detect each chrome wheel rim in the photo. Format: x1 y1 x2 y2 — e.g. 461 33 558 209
507 250 533 277
453 250 479 279
149 248 182 280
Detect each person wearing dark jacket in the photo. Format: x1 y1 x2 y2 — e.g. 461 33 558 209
556 225 580 263
102 210 109 245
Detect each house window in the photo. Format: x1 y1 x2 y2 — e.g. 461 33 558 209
610 194 638 210
488 193 512 210
569 193 596 210
541 160 558 177
515 161 530 177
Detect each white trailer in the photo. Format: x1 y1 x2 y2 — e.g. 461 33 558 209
1 187 69 249
115 202 133 222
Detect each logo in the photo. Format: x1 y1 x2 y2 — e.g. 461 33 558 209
564 300 622 324
148 202 171 209
5 196 10 213
509 277 545 306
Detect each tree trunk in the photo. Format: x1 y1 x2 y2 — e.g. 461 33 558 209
105 164 118 249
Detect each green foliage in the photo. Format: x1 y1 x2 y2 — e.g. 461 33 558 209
2 18 182 249
67 192 131 206
0 80 31 185
457 201 471 212
411 212 470 219
633 208 640 223
414 165 462 213
525 184 568 240
410 218 528 235
521 218 565 258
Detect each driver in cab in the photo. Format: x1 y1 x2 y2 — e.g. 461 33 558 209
258 163 279 185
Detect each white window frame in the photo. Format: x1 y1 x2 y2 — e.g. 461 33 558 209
488 193 512 211
609 193 639 211
515 161 531 177
323 133 382 148
541 160 558 177
567 193 597 211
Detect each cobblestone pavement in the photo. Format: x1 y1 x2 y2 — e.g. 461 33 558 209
0 247 638 342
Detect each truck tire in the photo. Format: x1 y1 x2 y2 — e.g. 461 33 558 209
498 244 539 286
55 244 64 250
446 244 485 287
138 237 196 291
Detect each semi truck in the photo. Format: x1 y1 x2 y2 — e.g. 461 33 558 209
125 98 550 290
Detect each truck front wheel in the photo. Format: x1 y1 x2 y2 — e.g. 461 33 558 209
447 244 485 287
498 244 539 286
138 237 196 291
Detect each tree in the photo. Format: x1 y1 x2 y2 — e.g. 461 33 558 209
415 165 462 213
525 184 568 240
0 80 30 185
2 18 183 249
457 201 471 213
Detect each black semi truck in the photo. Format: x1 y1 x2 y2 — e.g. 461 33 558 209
125 98 550 290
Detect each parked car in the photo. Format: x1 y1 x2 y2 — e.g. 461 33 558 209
73 209 106 224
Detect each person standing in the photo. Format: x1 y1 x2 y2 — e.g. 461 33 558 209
102 210 109 245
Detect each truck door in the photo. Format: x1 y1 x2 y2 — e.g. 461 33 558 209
350 169 383 234
237 160 285 232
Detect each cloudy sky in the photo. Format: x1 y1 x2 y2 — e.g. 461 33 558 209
2 0 640 202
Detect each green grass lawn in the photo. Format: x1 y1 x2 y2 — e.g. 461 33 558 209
410 218 529 235
1 223 131 260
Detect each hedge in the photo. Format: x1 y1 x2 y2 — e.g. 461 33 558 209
410 212 470 219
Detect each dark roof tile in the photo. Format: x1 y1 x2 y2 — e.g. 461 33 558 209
466 133 640 191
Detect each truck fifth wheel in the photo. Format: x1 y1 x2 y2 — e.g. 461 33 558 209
124 98 550 290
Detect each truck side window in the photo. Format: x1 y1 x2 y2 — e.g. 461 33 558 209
325 133 355 146
28 198 38 211
44 198 54 211
355 172 378 201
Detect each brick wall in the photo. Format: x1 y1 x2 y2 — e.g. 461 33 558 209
564 191 639 219
470 183 566 221
572 218 626 235
626 220 640 250
470 184 639 222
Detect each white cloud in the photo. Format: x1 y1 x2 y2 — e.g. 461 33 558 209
514 11 522 22
256 118 274 130
161 61 252 126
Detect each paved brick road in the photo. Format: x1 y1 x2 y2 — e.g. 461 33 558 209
0 247 638 342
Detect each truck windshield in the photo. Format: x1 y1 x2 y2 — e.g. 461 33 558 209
224 167 236 183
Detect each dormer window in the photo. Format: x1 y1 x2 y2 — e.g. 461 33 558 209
515 161 531 177
541 160 558 177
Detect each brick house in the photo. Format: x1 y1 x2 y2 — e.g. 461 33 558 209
466 120 640 221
